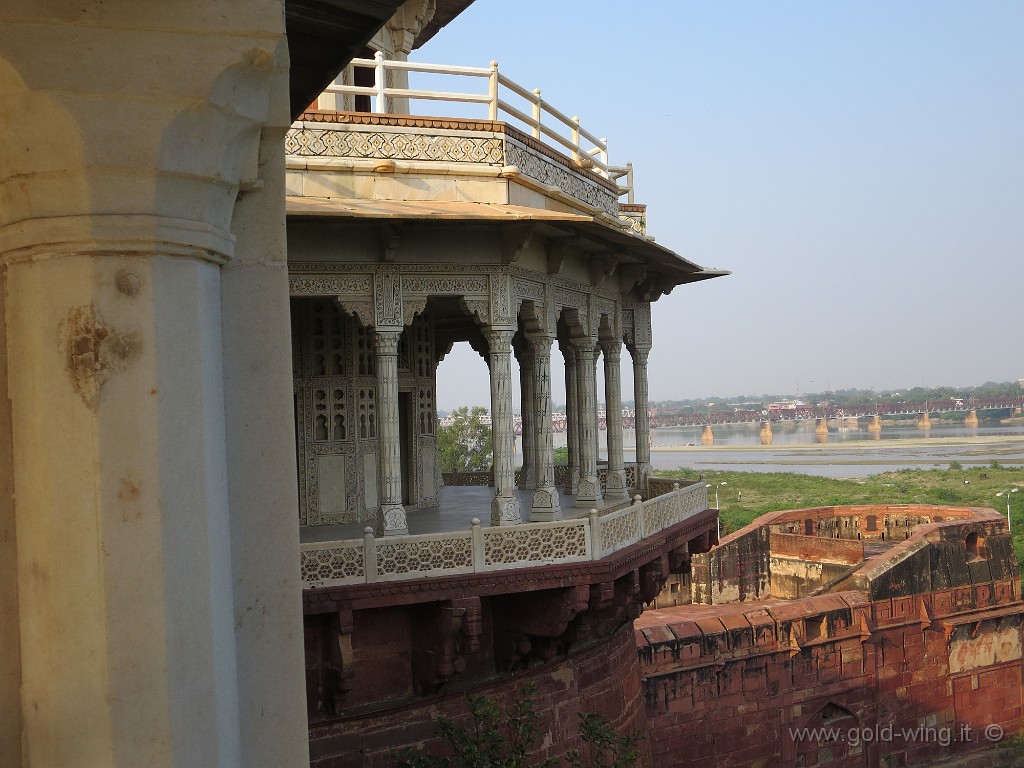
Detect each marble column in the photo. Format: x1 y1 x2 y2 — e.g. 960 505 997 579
374 329 408 534
574 338 603 507
487 328 522 525
561 341 580 495
529 336 560 520
0 8 308 766
602 341 628 500
516 341 536 490
631 346 652 492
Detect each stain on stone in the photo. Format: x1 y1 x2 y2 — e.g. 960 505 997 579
117 477 140 502
114 269 142 296
60 303 143 410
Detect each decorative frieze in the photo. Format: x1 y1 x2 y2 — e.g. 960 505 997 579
403 275 488 295
505 140 619 218
289 276 373 295
286 127 504 165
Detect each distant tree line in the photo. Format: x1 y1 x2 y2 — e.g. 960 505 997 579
647 380 1022 412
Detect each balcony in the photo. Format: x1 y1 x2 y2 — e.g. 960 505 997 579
286 52 648 235
300 480 711 588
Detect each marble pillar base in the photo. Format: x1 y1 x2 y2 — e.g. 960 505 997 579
603 469 629 500
530 484 561 521
378 503 409 536
490 493 522 526
575 476 602 507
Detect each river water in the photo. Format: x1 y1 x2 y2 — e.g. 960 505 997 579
544 421 1024 478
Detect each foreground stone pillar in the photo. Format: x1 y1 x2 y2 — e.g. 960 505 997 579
575 338 602 507
631 346 652 491
602 341 628 500
562 341 581 495
374 329 408 534
0 7 308 767
529 336 560 520
516 341 536 490
487 329 522 524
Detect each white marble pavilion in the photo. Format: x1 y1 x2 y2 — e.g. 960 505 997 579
286 6 726 538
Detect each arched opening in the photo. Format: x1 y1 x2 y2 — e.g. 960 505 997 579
965 531 987 561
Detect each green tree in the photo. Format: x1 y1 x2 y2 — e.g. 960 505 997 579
438 406 493 473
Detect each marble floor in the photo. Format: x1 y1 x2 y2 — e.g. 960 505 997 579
299 485 633 543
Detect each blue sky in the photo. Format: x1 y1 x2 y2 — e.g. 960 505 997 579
417 1 1024 408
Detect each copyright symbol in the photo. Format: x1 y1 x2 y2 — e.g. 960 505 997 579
985 724 1004 742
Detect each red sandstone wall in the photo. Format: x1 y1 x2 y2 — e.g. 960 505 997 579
310 622 649 767
640 587 1024 768
770 532 865 565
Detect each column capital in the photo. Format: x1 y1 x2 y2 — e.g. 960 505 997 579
600 339 622 362
526 334 554 357
373 327 402 355
629 345 651 366
570 336 597 355
485 327 515 353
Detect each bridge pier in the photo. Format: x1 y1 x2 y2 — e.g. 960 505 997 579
700 425 714 445
1015 407 1022 417
964 409 979 427
917 412 932 429
815 418 829 436
867 415 882 433
759 421 773 445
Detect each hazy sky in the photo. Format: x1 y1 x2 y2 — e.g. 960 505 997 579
416 1 1023 410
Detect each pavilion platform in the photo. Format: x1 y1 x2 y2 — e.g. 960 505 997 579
299 485 632 544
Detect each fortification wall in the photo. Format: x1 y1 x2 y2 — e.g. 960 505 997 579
639 584 1024 768
309 621 647 767
642 505 1024 768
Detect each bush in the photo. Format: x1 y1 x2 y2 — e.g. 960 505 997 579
949 461 963 471
393 683 641 768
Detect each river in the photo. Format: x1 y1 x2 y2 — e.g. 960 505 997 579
541 421 1024 478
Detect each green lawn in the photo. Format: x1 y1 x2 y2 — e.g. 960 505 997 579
654 464 1024 564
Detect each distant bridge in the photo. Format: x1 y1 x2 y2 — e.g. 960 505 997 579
498 396 1024 436
647 396 1024 428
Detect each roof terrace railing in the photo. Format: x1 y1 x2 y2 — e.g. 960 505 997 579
300 481 708 588
325 51 635 201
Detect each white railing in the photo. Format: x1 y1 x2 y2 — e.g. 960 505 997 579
324 51 629 193
300 481 708 588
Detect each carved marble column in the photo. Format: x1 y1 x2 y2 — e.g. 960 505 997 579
486 328 522 525
574 338 602 507
374 329 408 535
561 341 580 495
529 336 560 520
631 345 652 493
515 340 536 490
602 341 628 500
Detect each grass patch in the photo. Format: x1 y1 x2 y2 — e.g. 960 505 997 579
655 465 1024 563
